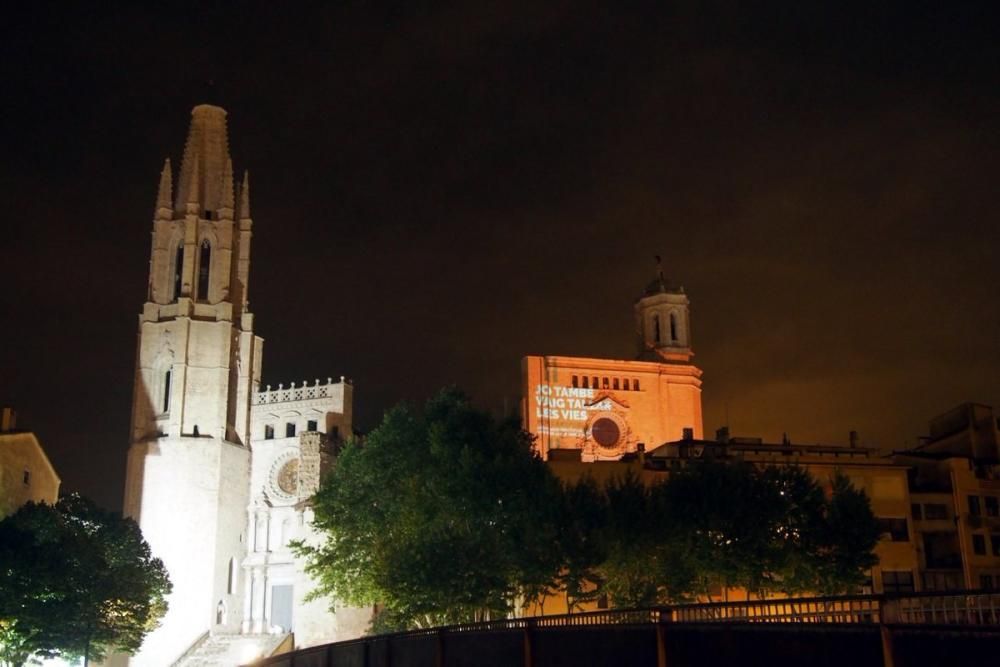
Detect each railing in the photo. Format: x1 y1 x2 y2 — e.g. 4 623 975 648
253 377 348 406
252 591 1000 666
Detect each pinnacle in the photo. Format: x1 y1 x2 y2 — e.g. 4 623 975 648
239 170 251 220
155 158 172 218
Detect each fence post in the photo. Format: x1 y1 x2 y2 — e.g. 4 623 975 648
523 618 535 667
880 597 897 667
656 608 670 667
435 628 445 667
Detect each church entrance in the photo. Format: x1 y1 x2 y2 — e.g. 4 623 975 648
270 584 293 632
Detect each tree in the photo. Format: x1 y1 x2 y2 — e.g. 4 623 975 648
297 388 562 632
810 472 881 595
555 476 608 613
0 495 171 666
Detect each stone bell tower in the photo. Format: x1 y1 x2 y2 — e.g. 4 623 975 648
122 105 263 665
634 256 693 363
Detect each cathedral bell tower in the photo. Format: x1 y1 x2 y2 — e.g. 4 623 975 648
123 105 262 665
634 256 693 363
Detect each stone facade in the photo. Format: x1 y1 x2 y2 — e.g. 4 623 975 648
522 271 703 461
0 409 61 519
120 106 369 666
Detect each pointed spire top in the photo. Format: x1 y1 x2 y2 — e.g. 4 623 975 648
155 158 172 218
174 104 231 213
220 157 235 212
238 170 251 220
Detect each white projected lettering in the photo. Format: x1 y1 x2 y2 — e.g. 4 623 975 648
532 384 616 436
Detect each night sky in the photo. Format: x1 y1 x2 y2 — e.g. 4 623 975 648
2 3 998 511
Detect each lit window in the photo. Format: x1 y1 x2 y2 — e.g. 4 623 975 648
285 423 296 438
264 425 274 440
973 534 986 555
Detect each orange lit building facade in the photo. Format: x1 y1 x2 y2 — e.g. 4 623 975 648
522 273 703 461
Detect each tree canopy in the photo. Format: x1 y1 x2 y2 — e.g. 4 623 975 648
300 389 882 630
297 388 561 631
0 494 171 666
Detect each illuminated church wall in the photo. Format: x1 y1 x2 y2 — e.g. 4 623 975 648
522 271 703 461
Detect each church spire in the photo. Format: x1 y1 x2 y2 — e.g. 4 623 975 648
155 158 172 220
238 170 251 220
174 104 231 214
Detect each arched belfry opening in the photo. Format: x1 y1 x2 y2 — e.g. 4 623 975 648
197 239 211 301
173 243 184 302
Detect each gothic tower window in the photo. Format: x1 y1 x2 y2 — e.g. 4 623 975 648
162 369 172 414
197 240 211 301
653 313 661 343
670 312 678 342
172 244 184 301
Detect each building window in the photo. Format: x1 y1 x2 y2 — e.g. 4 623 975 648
173 244 184 301
881 570 914 594
991 535 1000 557
613 378 620 390
162 369 172 414
911 503 922 520
652 314 661 343
985 496 998 517
22 470 30 485
877 518 909 542
285 423 296 438
592 377 598 389
307 420 318 432
623 379 630 391
571 375 578 388
973 534 986 555
197 240 211 301
633 378 640 391
969 495 982 516
669 312 678 341
602 377 609 389
264 425 274 440
924 503 948 520
981 574 994 591
582 376 589 389
227 557 237 594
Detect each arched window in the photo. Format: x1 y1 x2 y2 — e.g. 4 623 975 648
653 314 661 343
172 244 184 301
670 312 678 341
633 378 640 391
571 375 578 388
613 378 620 390
197 240 211 301
582 376 589 389
623 379 630 391
162 369 172 413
